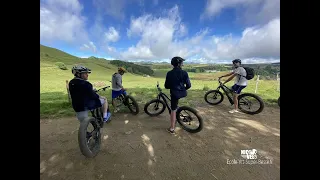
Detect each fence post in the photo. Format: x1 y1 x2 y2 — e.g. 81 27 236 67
66 80 71 102
276 73 280 91
255 75 260 94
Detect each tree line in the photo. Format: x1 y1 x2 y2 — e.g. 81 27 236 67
110 60 154 76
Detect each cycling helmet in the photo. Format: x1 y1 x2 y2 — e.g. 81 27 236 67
171 56 185 67
72 65 91 75
232 59 241 64
118 67 127 72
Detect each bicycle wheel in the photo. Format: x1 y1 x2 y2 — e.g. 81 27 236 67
176 106 203 133
125 95 140 115
144 99 166 117
238 93 264 115
204 90 224 105
78 117 101 158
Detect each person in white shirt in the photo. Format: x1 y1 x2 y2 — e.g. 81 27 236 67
219 59 247 113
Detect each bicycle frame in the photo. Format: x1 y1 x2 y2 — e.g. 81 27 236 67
216 79 235 105
155 82 173 114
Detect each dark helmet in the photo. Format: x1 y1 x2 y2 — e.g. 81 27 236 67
71 65 91 76
171 56 185 67
232 59 241 64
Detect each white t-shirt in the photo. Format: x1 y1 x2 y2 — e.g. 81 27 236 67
233 67 247 86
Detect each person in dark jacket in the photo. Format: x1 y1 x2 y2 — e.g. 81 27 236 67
69 65 111 122
164 56 191 134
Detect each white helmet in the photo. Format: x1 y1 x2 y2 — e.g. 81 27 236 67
72 65 91 76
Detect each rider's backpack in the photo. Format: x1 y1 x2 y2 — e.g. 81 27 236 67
243 67 255 80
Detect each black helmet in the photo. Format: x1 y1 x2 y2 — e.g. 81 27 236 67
171 56 185 67
232 59 241 64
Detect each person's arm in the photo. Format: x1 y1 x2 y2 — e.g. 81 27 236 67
223 74 237 85
164 72 171 89
86 83 100 99
223 68 239 85
219 72 234 78
116 74 124 89
185 72 191 90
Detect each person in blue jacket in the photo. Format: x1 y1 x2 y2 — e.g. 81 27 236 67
164 56 191 134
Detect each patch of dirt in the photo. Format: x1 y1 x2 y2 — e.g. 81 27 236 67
40 102 280 180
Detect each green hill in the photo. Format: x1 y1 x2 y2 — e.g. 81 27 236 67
40 44 280 118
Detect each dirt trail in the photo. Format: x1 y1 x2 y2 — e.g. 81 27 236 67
40 102 280 180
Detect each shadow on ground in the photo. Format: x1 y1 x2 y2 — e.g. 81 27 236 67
40 99 280 180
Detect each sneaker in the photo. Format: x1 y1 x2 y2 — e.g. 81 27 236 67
104 112 112 122
166 128 176 135
229 109 239 114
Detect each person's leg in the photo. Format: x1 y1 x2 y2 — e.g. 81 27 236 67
100 97 111 121
233 93 239 110
111 90 120 113
111 90 116 108
230 85 246 113
76 111 91 138
76 111 89 123
168 97 179 134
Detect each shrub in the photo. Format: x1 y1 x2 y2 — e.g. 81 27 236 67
203 85 210 91
55 62 68 70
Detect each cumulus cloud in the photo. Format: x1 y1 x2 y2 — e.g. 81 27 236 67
201 18 280 60
116 5 279 63
201 0 279 25
105 27 120 42
80 42 97 53
122 5 189 60
85 16 120 54
40 1 279 64
40 0 88 43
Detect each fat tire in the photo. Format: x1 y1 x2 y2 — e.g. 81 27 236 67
144 99 166 117
78 117 101 158
125 95 140 115
238 93 264 115
176 106 203 133
204 90 224 105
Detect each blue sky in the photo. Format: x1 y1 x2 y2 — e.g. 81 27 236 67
40 0 280 64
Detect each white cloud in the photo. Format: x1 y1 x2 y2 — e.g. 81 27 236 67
201 18 280 60
105 27 120 42
176 24 188 37
201 0 279 25
115 5 279 64
80 42 97 53
40 0 88 43
122 5 189 60
40 1 280 64
93 0 145 20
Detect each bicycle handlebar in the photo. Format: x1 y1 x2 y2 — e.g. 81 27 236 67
156 81 162 92
94 86 110 92
218 77 222 84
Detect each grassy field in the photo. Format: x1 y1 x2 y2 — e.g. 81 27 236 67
40 44 280 118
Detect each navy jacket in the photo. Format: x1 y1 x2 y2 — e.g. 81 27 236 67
164 67 191 99
68 77 101 112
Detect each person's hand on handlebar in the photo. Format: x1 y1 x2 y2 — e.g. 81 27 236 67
122 88 127 91
218 77 226 85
